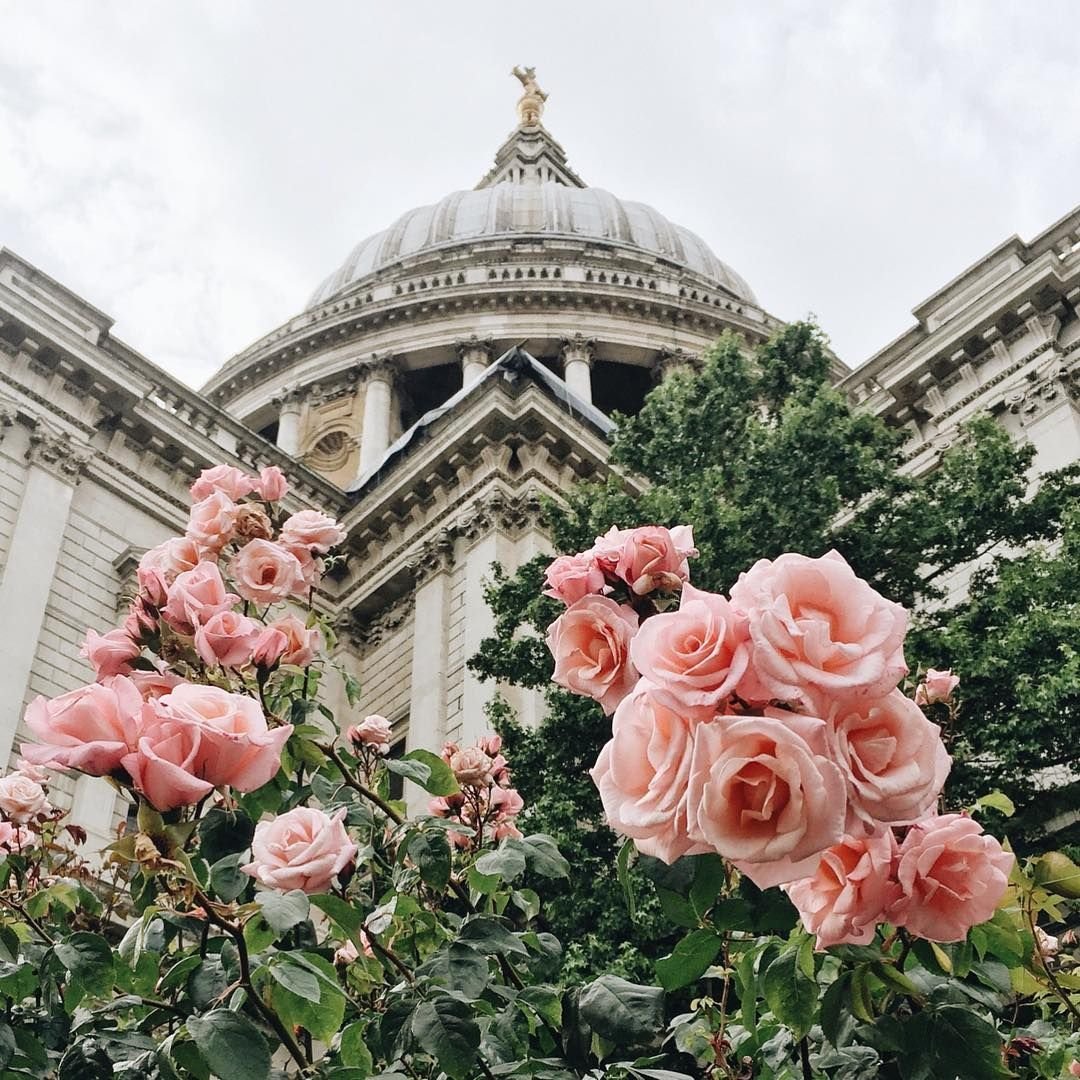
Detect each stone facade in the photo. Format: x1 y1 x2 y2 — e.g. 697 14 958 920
3 76 1080 837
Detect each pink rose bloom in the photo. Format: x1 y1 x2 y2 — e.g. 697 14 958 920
137 537 203 606
21 677 143 775
478 733 502 756
128 670 185 701
265 614 321 667
543 553 606 605
229 540 308 605
347 714 393 753
14 759 50 783
251 627 289 668
157 684 292 791
630 583 751 709
547 595 640 715
81 628 140 680
1070 1063 1080 1079
687 713 847 887
589 526 634 572
255 465 289 502
123 597 159 642
121 712 215 812
824 690 951 831
243 806 358 893
490 785 524 817
730 550 908 704
185 491 239 553
591 681 712 864
0 821 33 852
0 772 49 822
888 814 1014 942
449 745 493 787
915 668 960 706
190 464 256 502
615 526 692 595
194 610 262 668
786 829 900 949
284 543 321 592
161 562 239 636
279 509 346 553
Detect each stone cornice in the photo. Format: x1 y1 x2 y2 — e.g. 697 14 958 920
26 424 91 484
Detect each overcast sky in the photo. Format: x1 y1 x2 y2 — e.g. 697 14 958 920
3 2 1079 387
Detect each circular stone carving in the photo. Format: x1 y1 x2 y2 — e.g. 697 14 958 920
306 428 352 471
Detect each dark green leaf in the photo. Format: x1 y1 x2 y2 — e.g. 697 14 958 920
616 838 636 918
418 943 490 1001
210 852 249 902
403 748 460 795
655 929 723 991
54 932 114 997
256 889 310 932
578 975 665 1046
270 960 321 1003
458 916 528 957
339 1021 374 1075
411 997 480 1079
519 834 570 878
475 842 528 882
198 808 255 865
762 947 817 1040
310 892 364 936
896 1005 1009 1080
407 830 452 890
57 1040 112 1080
820 973 855 1048
187 1010 270 1080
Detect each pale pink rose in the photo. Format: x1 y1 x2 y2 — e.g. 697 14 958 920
334 930 374 964
493 820 524 842
185 492 239 553
157 684 292 791
284 543 320 592
730 550 908 704
547 595 640 715
138 537 203 606
81 628 140 680
478 733 502 756
121 712 215 812
449 745 493 787
122 597 158 641
21 677 143 775
190 464 256 502
1069 1061 1080 1079
589 526 634 572
14 759 50 783
687 713 847 887
591 681 712 864
785 830 900 949
229 540 307 605
824 690 951 831
615 526 691 595
255 465 289 502
630 583 751 710
543 553 606 605
194 609 262 668
669 525 699 563
888 814 1014 942
1035 926 1060 958
128 670 185 701
0 773 49 822
279 509 346 554
265 614 321 667
0 821 33 852
915 668 960 706
243 806 358 893
251 627 289 668
161 562 239 636
347 714 393 753
489 785 524 817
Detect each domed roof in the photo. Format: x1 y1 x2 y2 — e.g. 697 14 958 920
309 181 756 309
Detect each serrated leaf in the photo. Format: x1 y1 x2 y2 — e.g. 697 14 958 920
339 1021 374 1075
187 1010 270 1080
520 834 570 878
198 808 255 865
762 947 817 1039
411 997 480 1079
54 932 114 998
270 960 321 1003
655 929 723 991
256 889 310 932
310 892 364 936
458 916 529 956
270 953 345 1044
402 749 460 795
972 791 1015 818
578 974 665 1046
475 841 528 882
407 829 452 890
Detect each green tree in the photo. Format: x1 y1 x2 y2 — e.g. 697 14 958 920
471 322 1080 977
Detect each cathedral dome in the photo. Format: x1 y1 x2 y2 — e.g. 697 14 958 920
307 181 757 309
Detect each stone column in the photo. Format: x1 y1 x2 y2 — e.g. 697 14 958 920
357 357 398 478
655 347 699 382
0 426 87 765
456 335 495 387
560 334 595 404
273 387 304 456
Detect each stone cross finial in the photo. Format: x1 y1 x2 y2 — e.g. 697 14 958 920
511 66 547 126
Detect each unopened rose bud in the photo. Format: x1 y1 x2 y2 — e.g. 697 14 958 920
334 939 359 966
252 627 289 669
915 668 959 706
256 465 289 502
234 504 274 541
347 714 393 753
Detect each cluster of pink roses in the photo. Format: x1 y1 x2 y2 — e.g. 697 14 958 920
544 530 1012 946
429 735 524 849
0 761 51 852
20 463 347 813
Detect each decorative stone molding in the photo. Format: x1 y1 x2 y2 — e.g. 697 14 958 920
406 528 456 586
112 546 144 613
362 353 400 386
0 403 16 443
270 385 307 410
458 489 545 544
349 593 416 653
455 335 495 363
1006 359 1080 426
559 333 595 367
654 346 699 381
26 426 90 483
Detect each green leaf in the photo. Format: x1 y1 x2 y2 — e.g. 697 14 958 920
458 916 529 956
689 854 726 916
411 996 480 1079
517 984 562 1029
54 932 115 998
578 974 665 1046
339 1021 374 1075
186 1010 270 1080
820 972 854 1048
418 942 490 1001
655 928 724 991
270 953 346 1044
403 748 460 795
896 1005 1009 1080
972 791 1015 818
270 960 321 1003
210 852 249 902
310 892 364 936
407 829 452 890
0 961 35 1002
58 1040 113 1080
256 888 310 932
520 834 570 878
616 838 636 918
762 947 817 1040
1033 851 1080 899
198 808 255 865
475 841 528 882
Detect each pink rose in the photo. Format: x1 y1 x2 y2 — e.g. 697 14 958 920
629 583 751 709
157 684 292 791
279 509 346 553
347 714 393 753
185 492 239 553
265 614 321 667
915 668 960 706
14 759 50 783
138 537 203 606
194 610 262 668
449 745 493 787
0 821 33 852
730 550 908 704
591 681 712 864
285 543 320 592
687 713 847 887
0 773 49 822
161 562 239 636
243 806 358 893
255 465 289 502
543 553 607 606
888 814 1013 942
21 677 143 775
123 597 158 642
190 464 256 502
121 712 215 811
128 670 185 701
786 830 900 949
547 595 639 715
824 690 951 831
1070 1063 1080 1079
229 540 307 605
590 526 633 572
251 627 289 668
615 526 692 595
81 628 140 680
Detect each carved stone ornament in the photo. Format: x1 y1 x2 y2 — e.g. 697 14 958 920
349 593 417 653
26 425 90 483
559 333 595 367
455 335 495 362
406 528 457 586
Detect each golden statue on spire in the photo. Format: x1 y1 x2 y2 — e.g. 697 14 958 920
511 65 547 126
